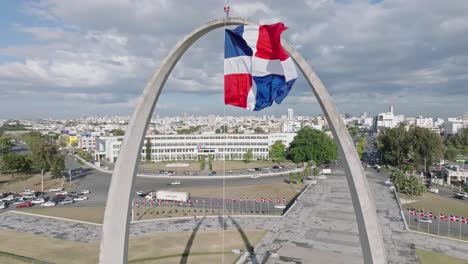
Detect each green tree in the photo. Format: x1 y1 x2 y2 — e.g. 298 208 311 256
254 127 265 134
110 129 125 136
71 141 78 148
408 127 444 171
0 135 14 155
356 137 366 158
50 155 65 179
348 126 358 137
145 139 151 161
444 146 459 161
1 153 32 172
199 155 206 170
289 172 303 184
243 149 254 163
208 154 213 170
287 128 337 164
313 167 320 176
269 141 286 163
378 126 410 167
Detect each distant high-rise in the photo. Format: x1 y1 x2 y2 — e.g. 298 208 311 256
287 109 294 121
389 105 394 114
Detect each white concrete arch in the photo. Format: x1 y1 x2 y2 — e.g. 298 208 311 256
99 17 386 264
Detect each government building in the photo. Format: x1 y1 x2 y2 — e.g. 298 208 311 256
95 133 296 163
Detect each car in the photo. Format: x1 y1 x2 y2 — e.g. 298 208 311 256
428 187 439 194
171 181 181 185
54 193 66 199
16 201 33 208
455 192 468 199
68 191 78 196
272 165 280 169
2 195 16 202
250 175 260 179
22 193 36 199
55 191 68 196
0 202 6 209
73 196 88 201
48 187 63 192
274 204 286 209
81 190 91 194
135 191 145 196
384 180 392 186
417 218 432 223
31 198 45 204
41 201 56 207
60 198 74 205
247 168 256 172
22 189 35 195
177 202 193 207
227 170 234 173
389 186 395 191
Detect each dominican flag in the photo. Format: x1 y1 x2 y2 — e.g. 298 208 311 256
224 23 297 111
408 209 416 216
440 214 448 220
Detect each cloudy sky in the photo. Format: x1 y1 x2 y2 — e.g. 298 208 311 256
1 0 467 119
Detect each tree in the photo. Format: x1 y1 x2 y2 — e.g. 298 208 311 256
208 154 213 170
390 171 426 196
287 128 337 164
378 126 410 167
0 135 13 155
1 153 31 172
71 141 78 148
313 167 320 176
444 146 459 161
110 129 125 136
289 172 303 184
269 141 286 163
408 127 444 171
348 126 358 137
243 149 253 163
199 155 206 170
254 127 265 134
50 155 65 179
356 137 366 158
145 139 151 161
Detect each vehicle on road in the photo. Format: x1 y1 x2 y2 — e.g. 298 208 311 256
31 198 45 204
81 190 91 194
384 180 392 186
49 187 63 192
16 201 32 208
455 192 468 199
417 218 432 223
250 174 260 179
227 170 234 173
0 202 6 209
274 204 286 209
177 202 193 207
73 196 88 201
247 168 256 172
41 201 56 207
60 198 74 205
147 190 189 202
272 165 280 169
428 187 439 194
171 181 181 185
389 186 395 191
136 191 145 196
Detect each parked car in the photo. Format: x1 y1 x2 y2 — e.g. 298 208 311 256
55 191 68 196
73 196 88 201
22 193 36 199
22 189 35 195
68 191 78 196
2 195 16 202
274 204 286 209
428 187 439 194
250 175 260 179
80 190 91 194
0 202 6 209
272 165 280 169
31 198 45 204
48 187 63 192
41 201 56 207
16 201 33 208
60 198 74 205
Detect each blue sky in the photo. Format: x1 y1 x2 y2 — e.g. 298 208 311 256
0 0 467 119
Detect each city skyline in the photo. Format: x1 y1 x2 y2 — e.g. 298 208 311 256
1 1 468 118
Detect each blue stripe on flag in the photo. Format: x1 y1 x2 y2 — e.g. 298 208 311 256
224 25 253 59
252 75 296 111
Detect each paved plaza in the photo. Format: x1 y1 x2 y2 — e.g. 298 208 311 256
2 166 468 263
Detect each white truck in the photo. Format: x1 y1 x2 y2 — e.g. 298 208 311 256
146 190 189 202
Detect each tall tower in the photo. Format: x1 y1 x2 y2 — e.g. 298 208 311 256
389 105 394 114
287 108 294 121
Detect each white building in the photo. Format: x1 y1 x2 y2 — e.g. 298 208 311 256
445 121 464 136
287 109 294 121
373 105 405 132
282 121 301 133
415 117 433 128
443 166 468 184
95 133 297 163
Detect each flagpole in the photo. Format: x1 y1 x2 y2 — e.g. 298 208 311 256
449 215 451 237
437 211 440 236
408 209 411 230
132 199 134 222
460 217 462 240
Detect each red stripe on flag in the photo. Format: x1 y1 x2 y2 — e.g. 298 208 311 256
224 74 251 108
255 23 289 61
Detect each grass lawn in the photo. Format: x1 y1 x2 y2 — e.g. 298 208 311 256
0 228 266 264
403 193 468 217
139 161 200 173
416 249 468 264
0 172 74 193
22 207 105 224
212 160 295 172
175 181 304 199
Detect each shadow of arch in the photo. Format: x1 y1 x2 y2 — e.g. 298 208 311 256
180 216 206 264
228 216 258 264
99 17 386 264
